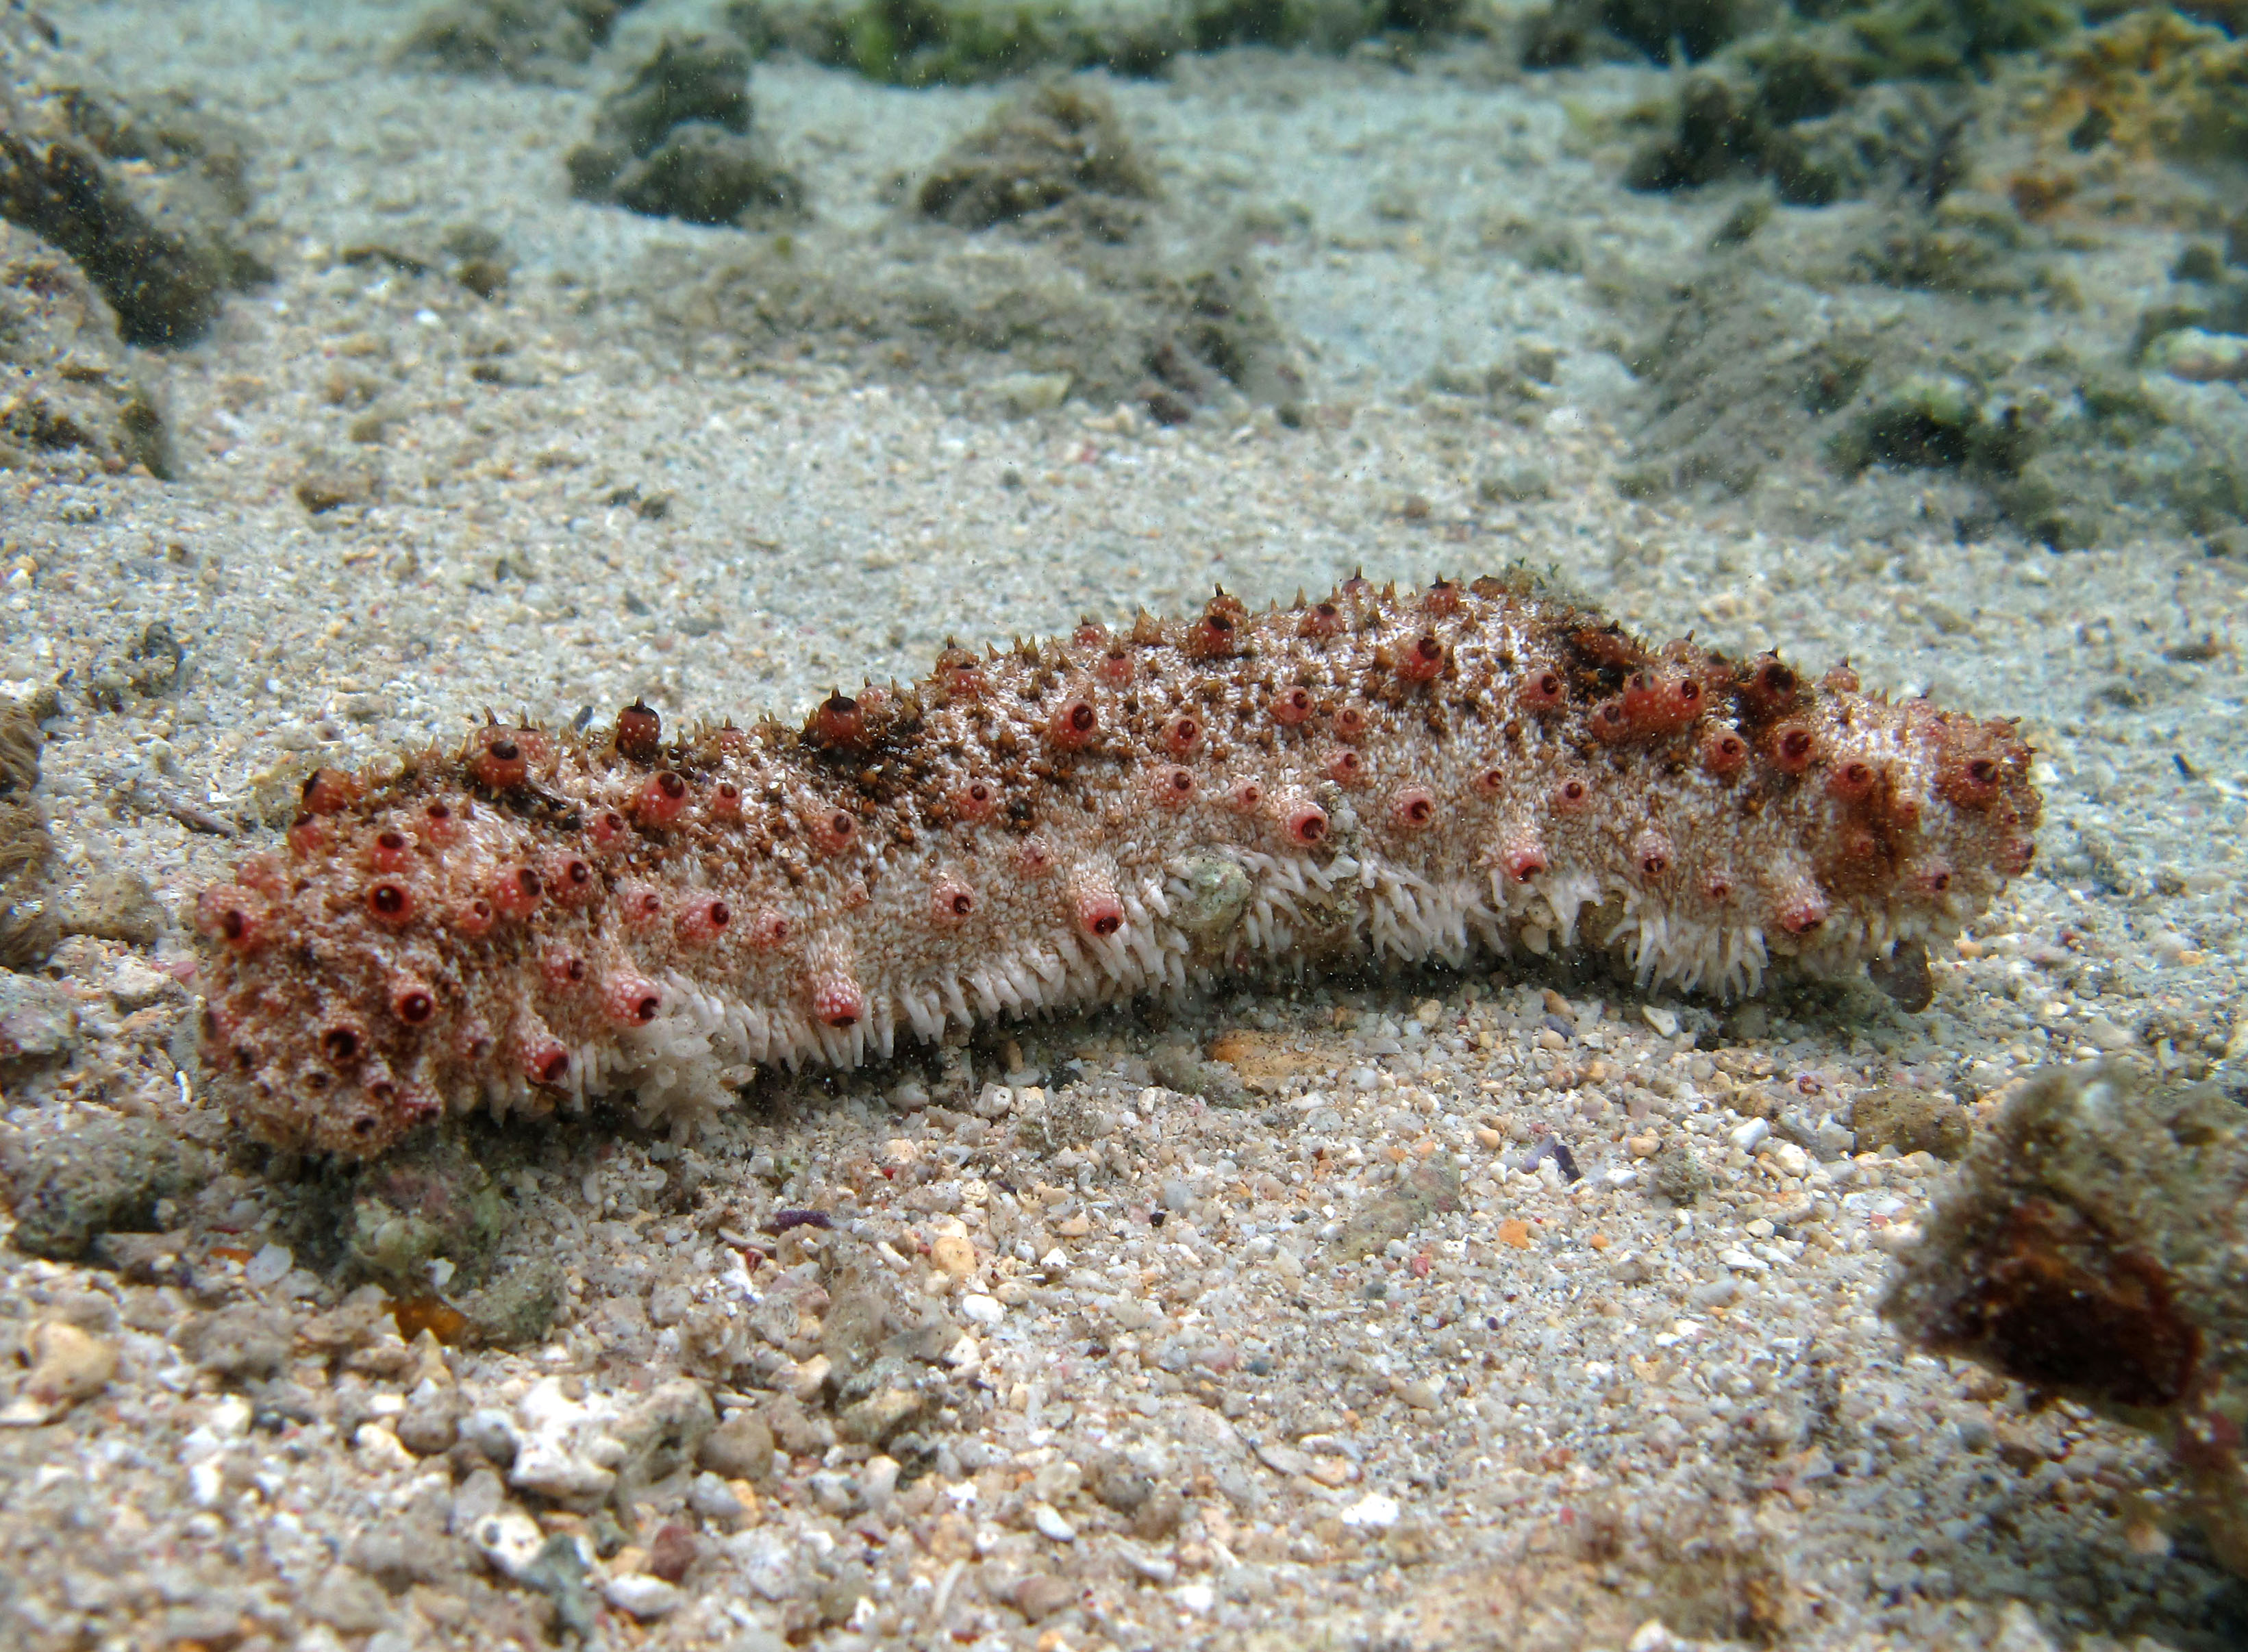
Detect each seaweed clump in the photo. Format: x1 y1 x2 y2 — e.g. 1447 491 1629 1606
1884 1062 2248 1575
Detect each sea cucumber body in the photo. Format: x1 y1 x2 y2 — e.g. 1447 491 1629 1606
196 577 2039 1157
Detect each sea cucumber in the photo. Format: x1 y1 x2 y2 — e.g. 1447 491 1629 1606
195 575 2040 1157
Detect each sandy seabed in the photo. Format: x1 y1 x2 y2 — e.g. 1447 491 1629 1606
2 1 2247 1648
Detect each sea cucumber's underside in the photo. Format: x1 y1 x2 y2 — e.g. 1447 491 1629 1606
195 575 2039 1157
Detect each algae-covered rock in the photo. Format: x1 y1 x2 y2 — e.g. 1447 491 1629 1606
1885 1062 2248 1575
1595 0 2075 205
2040 8 2248 167
568 34 803 225
1521 0 1769 68
0 708 56 967
0 221 171 478
1848 1084 1970 1160
669 214 1297 421
918 82 1156 240
1618 201 2237 551
340 1138 512 1289
0 68 269 347
399 0 640 80
725 0 1467 86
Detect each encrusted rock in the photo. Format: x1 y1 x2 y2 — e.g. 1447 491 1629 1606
1885 1062 2248 1573
2 1117 202 1259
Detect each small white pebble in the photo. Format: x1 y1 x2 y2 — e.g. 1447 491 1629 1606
1640 1005 1679 1038
1030 1502 1075 1542
471 1510 547 1580
604 1573 682 1620
245 1243 293 1289
1719 1249 1769 1273
1340 1492 1401 1530
1729 1118 1771 1153
958 1293 1005 1329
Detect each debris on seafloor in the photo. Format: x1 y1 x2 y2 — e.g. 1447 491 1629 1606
1883 1060 2248 1573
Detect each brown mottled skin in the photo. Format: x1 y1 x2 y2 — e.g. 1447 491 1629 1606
195 576 2040 1158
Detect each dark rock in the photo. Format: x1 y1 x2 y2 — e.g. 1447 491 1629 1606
519 1531 599 1642
3 1116 201 1258
0 692 44 797
329 1135 513 1290
1867 937 1934 1012
647 1522 698 1584
0 697 53 968
592 32 753 154
612 124 803 225
292 455 377 514
1520 0 1756 68
1650 1140 1710 1205
725 0 1463 87
1610 2 2070 205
